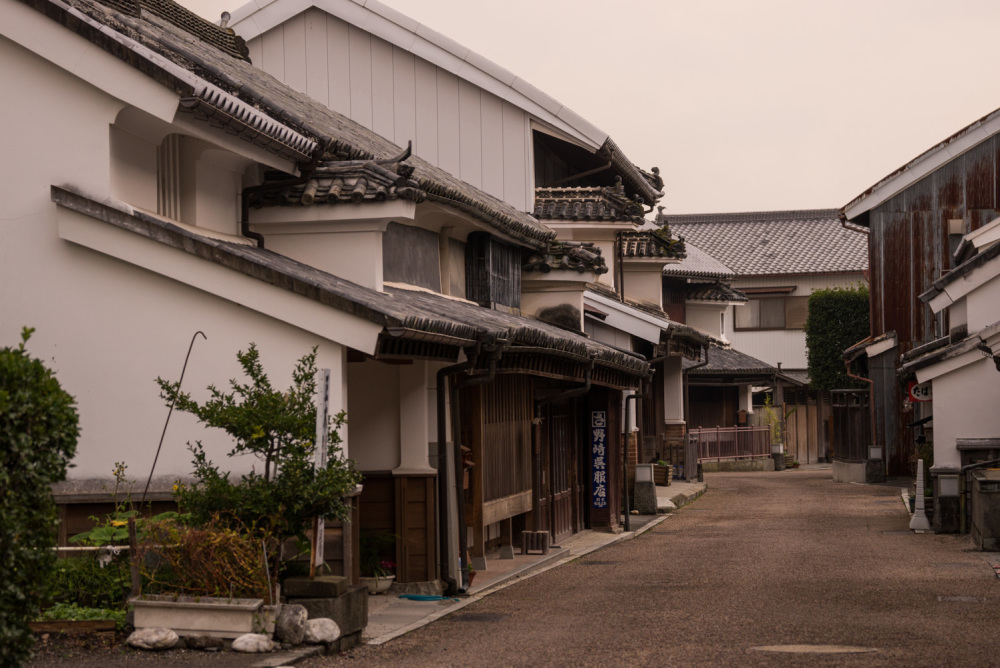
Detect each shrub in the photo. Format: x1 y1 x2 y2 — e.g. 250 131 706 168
0 328 79 666
156 344 361 583
805 285 870 390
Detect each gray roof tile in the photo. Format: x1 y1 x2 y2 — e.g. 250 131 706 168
662 209 867 276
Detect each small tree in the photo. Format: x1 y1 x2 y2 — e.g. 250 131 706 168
0 328 79 666
805 285 870 391
156 344 360 547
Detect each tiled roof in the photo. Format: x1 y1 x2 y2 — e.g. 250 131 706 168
682 345 775 376
533 183 645 223
54 0 555 249
662 242 734 280
620 229 686 260
662 209 867 276
96 0 250 61
687 283 747 303
523 241 609 275
53 186 650 379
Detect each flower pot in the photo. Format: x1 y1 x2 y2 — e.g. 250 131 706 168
130 595 264 639
360 575 395 594
467 571 476 589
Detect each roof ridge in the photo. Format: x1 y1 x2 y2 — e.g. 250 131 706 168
662 208 840 224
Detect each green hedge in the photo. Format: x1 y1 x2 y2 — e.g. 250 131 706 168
805 286 870 391
0 328 79 666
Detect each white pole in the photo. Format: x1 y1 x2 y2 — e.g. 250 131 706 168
910 458 931 531
313 368 332 572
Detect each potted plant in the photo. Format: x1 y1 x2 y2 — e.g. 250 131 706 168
653 460 672 486
465 562 476 590
359 531 396 594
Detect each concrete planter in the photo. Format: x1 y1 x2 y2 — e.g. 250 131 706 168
130 595 264 638
360 575 395 594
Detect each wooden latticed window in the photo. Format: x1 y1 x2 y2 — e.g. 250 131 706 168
465 232 521 311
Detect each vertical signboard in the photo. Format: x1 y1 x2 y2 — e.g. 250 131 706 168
591 410 608 509
312 368 331 572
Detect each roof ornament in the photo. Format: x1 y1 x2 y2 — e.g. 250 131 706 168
219 11 230 29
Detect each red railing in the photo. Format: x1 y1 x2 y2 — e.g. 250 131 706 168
692 426 771 462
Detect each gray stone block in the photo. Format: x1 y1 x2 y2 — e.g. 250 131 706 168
282 575 347 598
634 480 657 515
288 584 368 648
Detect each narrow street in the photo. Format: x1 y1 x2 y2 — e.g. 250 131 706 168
309 469 1000 668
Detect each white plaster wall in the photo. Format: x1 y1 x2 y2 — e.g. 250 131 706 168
726 272 866 370
662 356 684 423
930 357 1000 469
264 229 385 291
0 35 355 486
246 9 531 211
585 319 631 351
967 277 1000 332
346 359 401 471
622 265 662 306
686 302 727 339
521 281 586 331
109 124 158 212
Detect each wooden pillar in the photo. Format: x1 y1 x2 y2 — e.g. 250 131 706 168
468 386 487 571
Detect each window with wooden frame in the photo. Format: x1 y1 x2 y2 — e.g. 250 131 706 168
734 287 809 331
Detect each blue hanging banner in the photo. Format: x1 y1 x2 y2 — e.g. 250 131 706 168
591 410 608 509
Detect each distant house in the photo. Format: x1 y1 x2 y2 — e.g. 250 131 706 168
663 209 867 463
842 107 1000 526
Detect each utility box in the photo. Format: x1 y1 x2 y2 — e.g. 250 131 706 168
970 469 1000 551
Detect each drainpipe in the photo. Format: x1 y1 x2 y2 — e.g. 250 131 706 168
616 231 625 299
435 343 480 594
845 359 878 472
622 376 649 532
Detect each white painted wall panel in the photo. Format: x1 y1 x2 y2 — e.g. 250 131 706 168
326 15 351 116
370 36 395 140
502 101 528 211
480 91 504 200
259 26 285 81
413 57 438 164
247 38 263 69
458 79 482 188
348 25 373 129
436 69 460 176
282 12 307 95
392 47 416 148
304 8 329 107
246 17 538 215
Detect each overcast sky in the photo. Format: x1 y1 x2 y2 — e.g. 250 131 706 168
179 0 1000 214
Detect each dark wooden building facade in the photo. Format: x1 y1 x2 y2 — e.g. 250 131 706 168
842 112 1000 475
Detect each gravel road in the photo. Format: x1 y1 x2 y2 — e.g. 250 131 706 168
29 469 1000 667
304 469 1000 668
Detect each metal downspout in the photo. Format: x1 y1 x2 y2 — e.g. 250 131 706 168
435 345 480 594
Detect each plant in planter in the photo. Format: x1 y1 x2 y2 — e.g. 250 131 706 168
359 531 396 594
465 562 476 589
156 344 362 599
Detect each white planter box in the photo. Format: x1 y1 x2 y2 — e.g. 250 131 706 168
131 595 264 638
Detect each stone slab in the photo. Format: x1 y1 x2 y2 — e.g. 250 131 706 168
282 576 347 599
